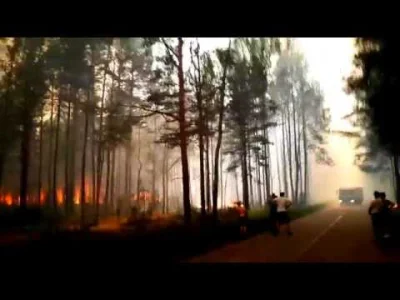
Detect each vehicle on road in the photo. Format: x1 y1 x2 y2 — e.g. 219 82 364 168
338 187 364 205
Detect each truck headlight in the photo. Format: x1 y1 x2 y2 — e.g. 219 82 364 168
351 199 355 203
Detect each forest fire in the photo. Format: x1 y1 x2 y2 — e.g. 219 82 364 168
0 180 101 207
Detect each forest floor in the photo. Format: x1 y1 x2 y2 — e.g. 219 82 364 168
0 203 328 262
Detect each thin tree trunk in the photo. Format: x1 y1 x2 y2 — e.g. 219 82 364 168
192 45 206 218
91 115 96 205
177 37 191 225
47 89 55 206
212 42 230 220
152 117 157 205
52 94 62 211
64 90 71 215
205 133 211 212
268 141 273 194
286 103 295 201
393 155 400 204
136 126 142 211
37 104 44 205
69 93 78 213
263 127 271 201
95 49 109 222
219 153 224 209
293 96 300 204
240 128 250 210
223 169 228 209
165 155 169 213
104 148 111 212
80 105 89 229
162 146 167 214
256 153 262 207
248 143 254 207
302 103 309 204
281 120 289 196
20 119 32 209
275 128 282 193
234 168 240 202
110 149 116 211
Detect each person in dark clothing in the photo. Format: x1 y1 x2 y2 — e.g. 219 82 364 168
369 191 383 240
268 193 278 235
380 192 395 238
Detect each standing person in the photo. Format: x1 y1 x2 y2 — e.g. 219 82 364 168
368 191 383 240
268 193 278 236
274 192 293 236
236 201 247 234
380 192 395 238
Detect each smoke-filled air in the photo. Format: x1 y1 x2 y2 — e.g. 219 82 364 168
1 37 399 263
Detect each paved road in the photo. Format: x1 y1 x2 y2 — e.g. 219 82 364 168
189 205 400 263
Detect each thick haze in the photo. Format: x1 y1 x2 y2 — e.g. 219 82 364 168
186 38 394 206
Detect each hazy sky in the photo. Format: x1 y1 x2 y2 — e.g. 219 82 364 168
187 38 394 203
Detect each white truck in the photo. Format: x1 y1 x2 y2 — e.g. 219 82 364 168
338 187 364 205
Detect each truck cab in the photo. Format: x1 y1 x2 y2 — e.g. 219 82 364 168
338 187 364 205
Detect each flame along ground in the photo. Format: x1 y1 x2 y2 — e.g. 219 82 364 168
0 181 163 209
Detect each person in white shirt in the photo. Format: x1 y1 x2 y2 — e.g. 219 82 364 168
273 192 293 236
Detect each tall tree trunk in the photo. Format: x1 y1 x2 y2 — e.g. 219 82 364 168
95 50 109 223
297 122 303 203
268 141 273 194
136 127 142 210
69 93 78 213
275 128 282 193
302 103 309 204
263 127 271 200
52 94 62 211
248 143 254 207
205 134 211 212
80 103 90 229
223 169 228 208
241 138 250 210
104 148 111 212
47 89 55 206
281 120 289 196
110 149 116 212
20 119 32 209
64 91 71 215
220 153 224 209
152 117 157 205
37 104 44 205
165 155 170 213
192 46 206 218
234 168 240 202
212 43 229 220
162 146 168 214
256 153 262 207
292 96 300 204
177 37 191 225
286 104 295 201
393 155 400 204
91 116 96 206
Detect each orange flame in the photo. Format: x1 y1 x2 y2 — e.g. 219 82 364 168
56 188 64 205
40 190 46 205
5 193 12 206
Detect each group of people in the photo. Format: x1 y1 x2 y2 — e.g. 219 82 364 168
368 190 396 240
234 191 293 236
